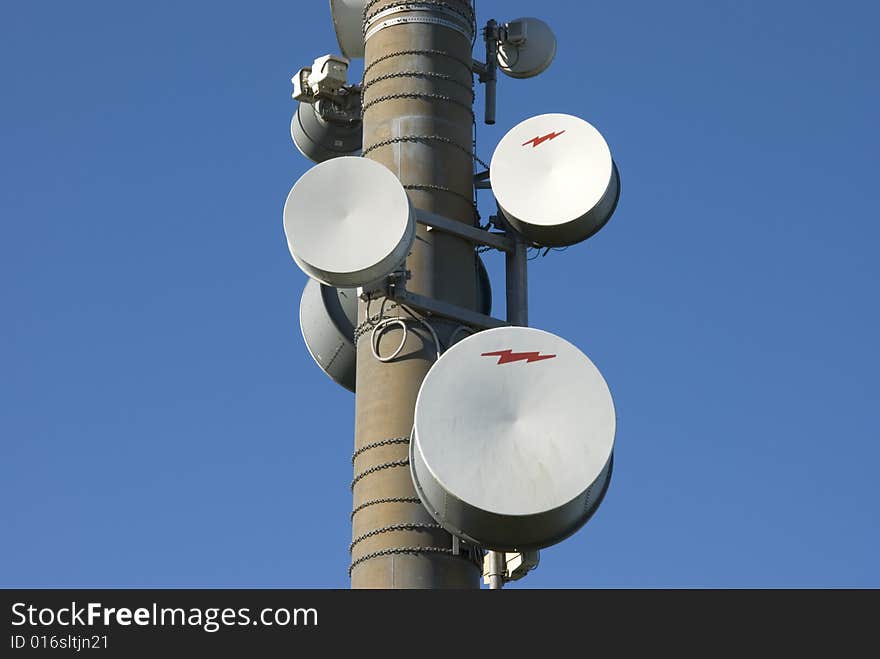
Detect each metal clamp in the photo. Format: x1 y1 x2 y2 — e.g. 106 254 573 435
366 15 475 44
365 4 475 43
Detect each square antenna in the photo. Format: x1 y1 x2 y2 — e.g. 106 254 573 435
308 54 350 98
504 20 528 45
292 67 314 102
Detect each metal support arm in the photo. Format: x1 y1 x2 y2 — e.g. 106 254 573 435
415 208 513 253
388 286 508 331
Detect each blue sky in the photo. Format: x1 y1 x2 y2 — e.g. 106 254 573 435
1 1 877 588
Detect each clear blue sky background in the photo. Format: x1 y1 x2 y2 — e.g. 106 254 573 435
2 1 878 588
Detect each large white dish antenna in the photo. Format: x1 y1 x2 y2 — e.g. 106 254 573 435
300 279 358 392
299 257 492 393
330 0 366 59
411 326 615 551
290 101 362 163
490 113 620 247
497 17 557 79
283 157 415 288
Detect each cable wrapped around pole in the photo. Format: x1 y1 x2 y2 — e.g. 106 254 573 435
351 0 482 588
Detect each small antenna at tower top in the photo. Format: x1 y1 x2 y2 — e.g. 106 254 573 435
496 17 557 79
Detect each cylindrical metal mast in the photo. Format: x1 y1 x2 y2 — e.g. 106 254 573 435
351 0 482 588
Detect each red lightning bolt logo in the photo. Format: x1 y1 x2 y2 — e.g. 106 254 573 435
481 350 557 365
522 130 566 148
